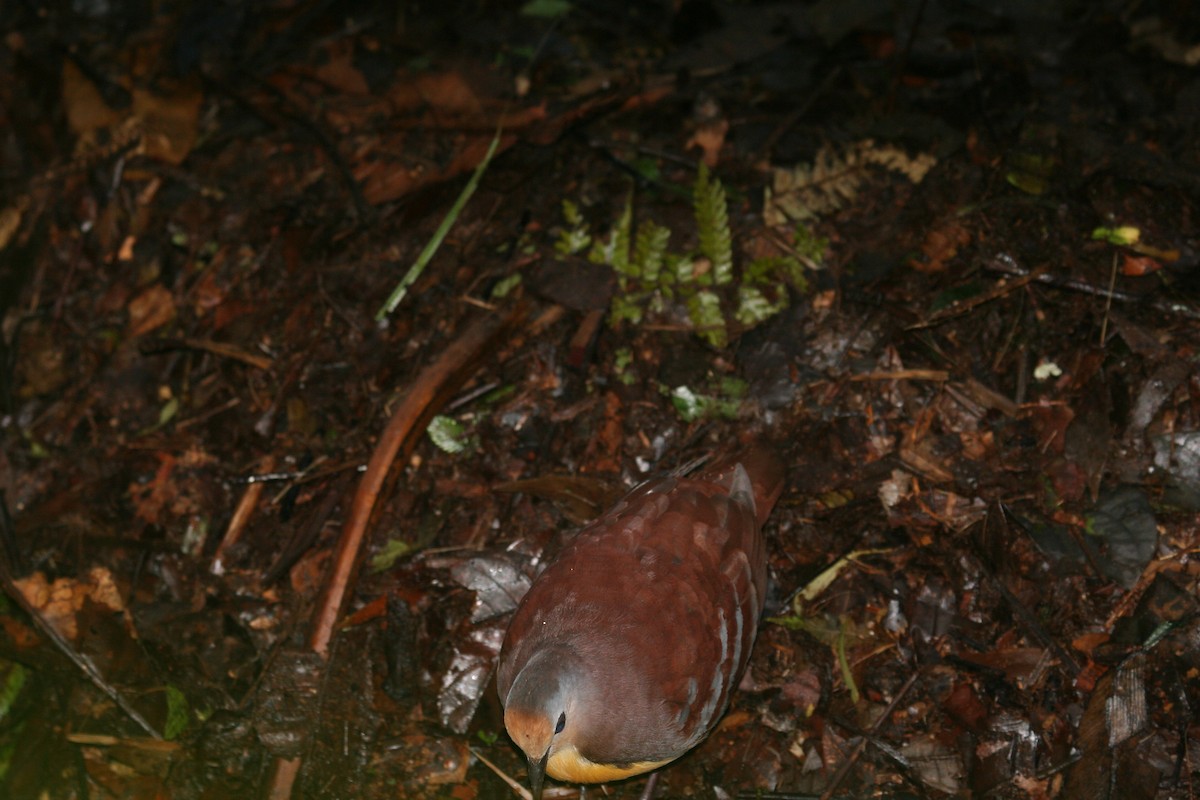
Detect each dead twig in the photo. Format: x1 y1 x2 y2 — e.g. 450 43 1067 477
211 455 277 575
848 369 949 382
985 251 1200 320
907 262 1049 330
818 670 920 800
140 336 274 370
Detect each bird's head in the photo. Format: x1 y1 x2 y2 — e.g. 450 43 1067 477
501 648 588 800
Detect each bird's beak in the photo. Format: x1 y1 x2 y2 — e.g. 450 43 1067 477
527 749 549 800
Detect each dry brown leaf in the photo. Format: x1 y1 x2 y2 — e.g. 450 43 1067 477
911 220 972 273
1121 254 1161 276
687 118 729 168
0 197 27 251
127 283 176 337
61 59 125 137
387 71 485 119
132 79 203 165
313 40 370 95
13 567 125 640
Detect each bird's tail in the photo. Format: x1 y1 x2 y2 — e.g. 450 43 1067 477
695 443 785 528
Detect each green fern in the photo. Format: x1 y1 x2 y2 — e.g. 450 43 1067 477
554 199 592 256
632 221 670 285
687 289 726 347
549 164 812 351
590 196 634 284
693 164 733 286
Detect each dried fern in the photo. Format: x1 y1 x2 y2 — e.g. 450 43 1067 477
764 139 937 227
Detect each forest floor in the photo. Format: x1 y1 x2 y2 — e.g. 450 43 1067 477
1 1 1199 798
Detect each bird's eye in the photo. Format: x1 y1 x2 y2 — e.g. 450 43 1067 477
554 712 566 734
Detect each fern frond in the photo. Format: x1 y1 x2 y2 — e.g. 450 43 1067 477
735 285 787 326
610 195 634 279
764 140 937 227
554 199 592 256
687 289 727 347
633 221 670 284
693 164 733 286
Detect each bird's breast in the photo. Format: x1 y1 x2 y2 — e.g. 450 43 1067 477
546 744 673 783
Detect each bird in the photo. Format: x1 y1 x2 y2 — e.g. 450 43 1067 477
496 444 785 799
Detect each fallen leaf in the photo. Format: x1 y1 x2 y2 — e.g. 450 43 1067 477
128 283 177 337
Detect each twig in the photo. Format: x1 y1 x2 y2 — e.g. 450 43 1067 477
818 671 920 800
1100 252 1118 345
907 262 1048 330
211 455 277 575
470 747 534 800
984 251 1200 319
141 337 274 370
848 369 949 382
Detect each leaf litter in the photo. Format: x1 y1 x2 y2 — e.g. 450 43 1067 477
0 1 1198 799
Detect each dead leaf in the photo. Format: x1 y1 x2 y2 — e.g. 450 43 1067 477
13 567 125 640
687 118 729 168
127 283 176 337
1120 254 1161 276
62 59 125 137
133 78 203 165
911 220 972 273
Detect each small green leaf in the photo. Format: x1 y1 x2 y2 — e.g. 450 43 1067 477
158 397 179 427
562 199 584 227
613 347 636 385
0 662 27 722
555 200 592 256
427 415 471 453
1091 225 1141 246
480 384 517 406
520 0 572 18
372 538 413 571
609 196 635 280
792 224 829 263
555 227 592 256
632 157 662 184
491 274 522 299
165 685 190 740
718 376 748 398
633 222 670 284
671 385 706 422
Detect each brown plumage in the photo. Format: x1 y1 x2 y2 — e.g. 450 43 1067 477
496 445 785 798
